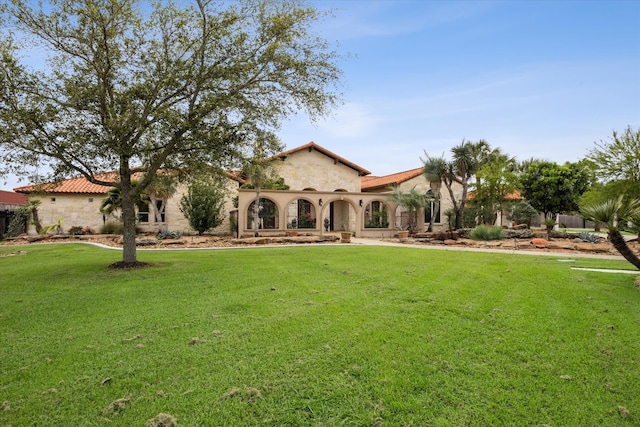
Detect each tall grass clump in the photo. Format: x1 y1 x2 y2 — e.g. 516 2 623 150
470 224 506 240
100 220 124 234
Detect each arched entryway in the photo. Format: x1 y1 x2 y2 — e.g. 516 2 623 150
247 197 279 232
286 198 318 230
363 200 389 229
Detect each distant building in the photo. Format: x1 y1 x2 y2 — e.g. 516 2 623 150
0 190 28 239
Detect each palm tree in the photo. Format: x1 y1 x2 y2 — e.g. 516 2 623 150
27 199 43 234
580 197 640 269
100 181 150 217
422 154 447 232
388 186 429 234
450 140 486 229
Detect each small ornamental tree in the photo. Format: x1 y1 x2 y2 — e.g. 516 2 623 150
388 186 429 234
179 180 226 235
506 201 539 228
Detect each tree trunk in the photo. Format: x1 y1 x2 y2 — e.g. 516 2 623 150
454 206 463 230
427 195 440 233
609 229 640 270
31 207 42 234
408 209 417 234
444 179 459 230
454 177 469 230
120 179 138 265
253 187 260 237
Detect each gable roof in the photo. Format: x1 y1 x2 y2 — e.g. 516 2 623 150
13 142 374 194
272 142 371 176
361 167 424 192
0 190 28 205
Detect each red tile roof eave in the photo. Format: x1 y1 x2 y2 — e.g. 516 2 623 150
360 167 424 191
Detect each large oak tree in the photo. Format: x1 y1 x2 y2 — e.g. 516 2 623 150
0 0 342 266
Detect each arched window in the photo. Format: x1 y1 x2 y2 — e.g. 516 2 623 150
247 198 278 230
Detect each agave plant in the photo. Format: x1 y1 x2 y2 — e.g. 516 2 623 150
580 196 640 270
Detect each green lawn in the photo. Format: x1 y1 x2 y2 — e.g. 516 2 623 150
1 243 639 426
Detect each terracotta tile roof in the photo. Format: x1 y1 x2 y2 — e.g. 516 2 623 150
467 189 523 200
0 190 28 205
224 170 247 184
14 172 128 194
361 167 424 192
272 142 372 176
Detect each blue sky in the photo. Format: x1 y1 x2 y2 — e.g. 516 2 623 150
2 0 639 190
278 0 640 176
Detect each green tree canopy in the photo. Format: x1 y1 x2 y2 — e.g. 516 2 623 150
586 126 640 201
587 126 640 183
179 179 226 235
472 149 518 225
0 0 342 266
580 196 640 269
519 161 592 217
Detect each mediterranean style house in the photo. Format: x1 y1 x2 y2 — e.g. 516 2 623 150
14 142 462 237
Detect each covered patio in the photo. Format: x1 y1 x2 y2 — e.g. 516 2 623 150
236 189 424 238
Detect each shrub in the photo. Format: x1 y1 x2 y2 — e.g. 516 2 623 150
156 230 182 240
179 180 226 235
229 215 238 236
6 207 29 237
578 232 600 243
68 226 95 235
100 221 142 235
100 221 124 235
469 224 506 241
507 201 539 227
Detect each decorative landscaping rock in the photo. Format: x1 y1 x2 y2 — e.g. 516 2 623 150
136 238 158 246
531 238 549 248
159 239 186 246
547 242 576 250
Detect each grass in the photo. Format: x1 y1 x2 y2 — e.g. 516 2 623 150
1 243 639 425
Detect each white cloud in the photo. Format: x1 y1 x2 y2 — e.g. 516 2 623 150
320 102 377 138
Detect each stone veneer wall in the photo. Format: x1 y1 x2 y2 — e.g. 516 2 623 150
277 149 362 192
395 176 462 232
26 177 241 236
28 193 105 234
161 179 239 235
